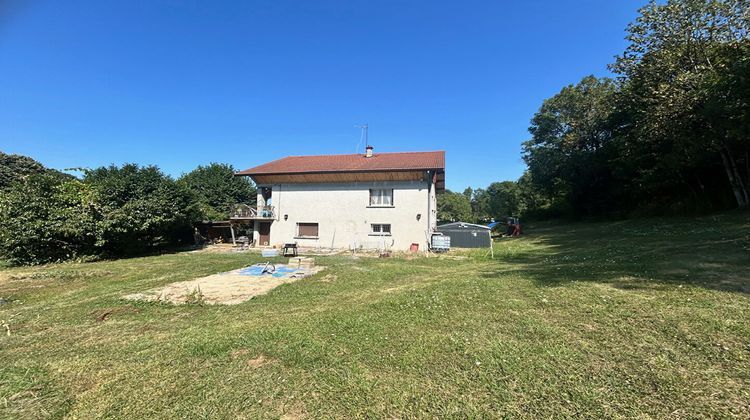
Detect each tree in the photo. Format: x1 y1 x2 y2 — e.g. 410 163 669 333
470 188 492 222
486 181 525 220
0 174 98 265
178 163 256 220
516 171 552 217
0 151 72 189
0 155 246 265
700 41 750 207
518 0 750 217
84 164 199 256
436 190 473 223
522 76 621 216
612 0 750 208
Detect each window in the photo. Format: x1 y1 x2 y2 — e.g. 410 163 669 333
369 189 393 206
370 224 392 235
296 223 319 238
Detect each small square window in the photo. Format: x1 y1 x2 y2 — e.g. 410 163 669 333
371 224 391 235
296 223 319 238
369 189 393 206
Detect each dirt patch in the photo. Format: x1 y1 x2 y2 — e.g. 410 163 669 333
297 247 347 256
319 274 337 283
383 285 409 293
440 255 469 260
190 244 256 254
5 270 112 282
230 349 275 368
280 401 307 420
247 354 273 368
91 305 140 322
124 265 325 305
229 348 250 359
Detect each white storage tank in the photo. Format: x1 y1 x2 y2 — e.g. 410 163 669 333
430 233 451 252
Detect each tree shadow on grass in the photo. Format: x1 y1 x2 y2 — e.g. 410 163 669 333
481 213 750 294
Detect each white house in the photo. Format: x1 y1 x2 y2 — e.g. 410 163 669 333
232 147 445 251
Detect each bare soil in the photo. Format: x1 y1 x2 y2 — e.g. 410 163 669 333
123 265 324 305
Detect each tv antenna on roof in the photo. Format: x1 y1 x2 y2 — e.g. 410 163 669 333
355 124 368 153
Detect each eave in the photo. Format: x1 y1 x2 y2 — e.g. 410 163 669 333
236 169 445 192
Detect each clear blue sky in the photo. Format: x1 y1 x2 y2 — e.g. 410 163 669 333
0 1 642 191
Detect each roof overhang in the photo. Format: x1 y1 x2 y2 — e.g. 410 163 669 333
237 168 445 192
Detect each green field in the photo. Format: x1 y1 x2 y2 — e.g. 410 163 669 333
1 214 749 418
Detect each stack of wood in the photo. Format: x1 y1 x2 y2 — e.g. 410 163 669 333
288 257 315 270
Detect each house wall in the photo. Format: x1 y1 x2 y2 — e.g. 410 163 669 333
254 179 434 251
429 178 437 231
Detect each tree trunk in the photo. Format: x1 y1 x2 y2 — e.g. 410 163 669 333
719 147 749 208
680 172 700 202
735 151 750 205
745 151 749 195
694 173 706 194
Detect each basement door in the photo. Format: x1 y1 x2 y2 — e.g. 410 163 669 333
258 222 271 246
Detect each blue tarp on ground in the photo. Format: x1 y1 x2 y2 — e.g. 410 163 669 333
238 265 298 278
487 221 501 229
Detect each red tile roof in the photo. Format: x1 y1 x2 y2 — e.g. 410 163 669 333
236 151 445 175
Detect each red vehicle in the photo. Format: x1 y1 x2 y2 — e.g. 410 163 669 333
506 217 522 237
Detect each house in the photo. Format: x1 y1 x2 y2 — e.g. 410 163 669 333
233 147 445 251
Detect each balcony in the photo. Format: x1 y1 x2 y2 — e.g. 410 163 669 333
229 204 275 220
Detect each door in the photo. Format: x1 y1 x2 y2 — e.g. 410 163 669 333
258 222 271 246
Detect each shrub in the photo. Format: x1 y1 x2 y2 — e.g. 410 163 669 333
0 174 98 265
0 164 200 265
0 151 73 189
84 164 199 257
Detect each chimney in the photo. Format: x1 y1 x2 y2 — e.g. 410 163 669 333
365 145 374 158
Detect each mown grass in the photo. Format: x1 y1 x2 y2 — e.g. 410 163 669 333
1 213 749 418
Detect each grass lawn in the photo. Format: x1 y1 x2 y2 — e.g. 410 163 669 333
1 213 749 418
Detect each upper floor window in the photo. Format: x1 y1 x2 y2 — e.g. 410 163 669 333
369 189 393 206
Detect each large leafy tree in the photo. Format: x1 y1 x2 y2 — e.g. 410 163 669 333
469 188 492 222
518 0 750 216
522 76 621 216
436 190 473 223
178 163 256 220
84 164 199 256
486 181 526 220
516 171 552 217
612 0 750 208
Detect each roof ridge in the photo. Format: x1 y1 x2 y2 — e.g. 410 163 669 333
280 150 445 159
235 150 445 176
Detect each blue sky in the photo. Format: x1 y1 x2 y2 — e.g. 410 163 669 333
0 1 641 191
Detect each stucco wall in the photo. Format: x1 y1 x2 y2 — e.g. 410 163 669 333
254 180 434 251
